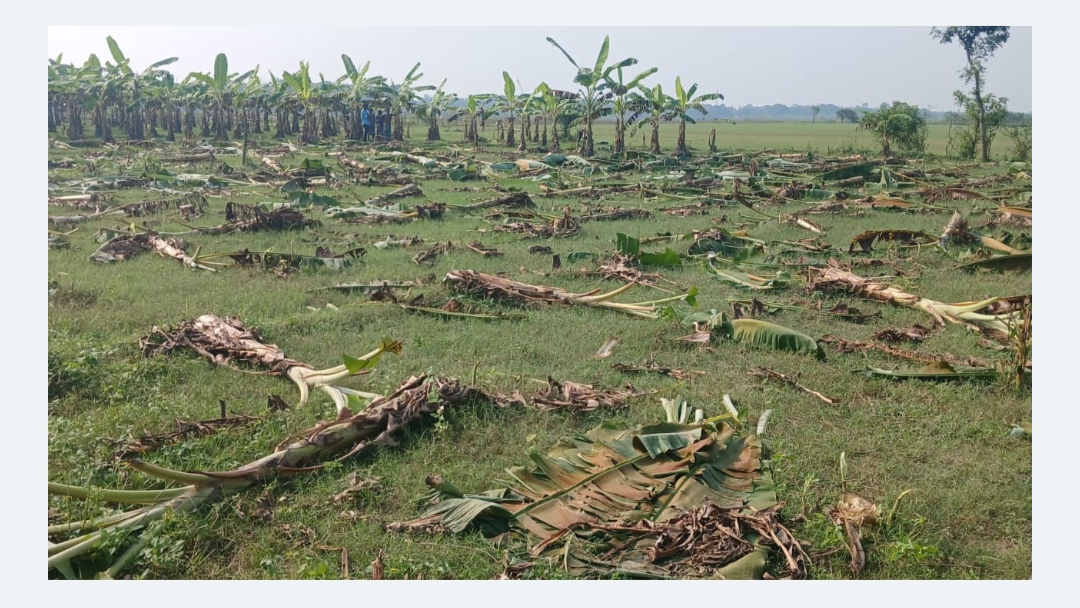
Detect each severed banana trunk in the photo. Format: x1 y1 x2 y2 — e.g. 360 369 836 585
809 266 1024 340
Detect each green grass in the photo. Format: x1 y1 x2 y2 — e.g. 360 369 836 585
48 119 1031 580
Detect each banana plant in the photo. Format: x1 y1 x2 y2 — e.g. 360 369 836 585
545 35 637 157
672 76 723 156
281 62 319 143
628 84 674 155
185 53 256 141
337 55 385 141
459 94 494 144
414 78 459 141
105 35 178 140
491 71 520 147
603 63 658 155
376 62 434 141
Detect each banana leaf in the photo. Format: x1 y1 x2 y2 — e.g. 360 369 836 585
799 189 835 202
515 159 552 171
639 248 682 267
957 253 1032 272
407 418 774 537
707 262 790 290
863 361 1000 381
729 319 826 361
820 163 876 181
848 230 935 254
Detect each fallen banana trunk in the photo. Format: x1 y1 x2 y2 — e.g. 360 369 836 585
88 232 216 271
445 269 697 319
940 210 1027 255
363 183 422 206
452 191 535 210
139 314 401 411
49 208 122 227
48 374 475 579
146 234 215 271
809 265 1022 340
261 155 283 172
818 335 998 369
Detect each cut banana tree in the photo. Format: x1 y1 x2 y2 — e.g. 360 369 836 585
445 269 698 319
140 315 401 413
809 266 1023 340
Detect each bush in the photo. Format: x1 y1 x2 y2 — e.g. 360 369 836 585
859 101 927 157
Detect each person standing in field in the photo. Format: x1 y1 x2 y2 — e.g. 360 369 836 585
381 109 392 140
374 110 385 141
361 103 374 142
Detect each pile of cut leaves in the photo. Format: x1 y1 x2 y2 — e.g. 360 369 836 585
389 403 806 579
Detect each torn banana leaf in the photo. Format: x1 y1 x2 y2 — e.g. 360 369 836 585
848 230 936 254
223 248 365 271
863 361 1001 381
401 416 775 537
957 253 1031 272
820 163 876 181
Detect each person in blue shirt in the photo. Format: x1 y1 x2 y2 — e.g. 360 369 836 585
361 103 373 142
380 109 392 140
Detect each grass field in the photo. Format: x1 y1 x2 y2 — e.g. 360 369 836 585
48 119 1031 580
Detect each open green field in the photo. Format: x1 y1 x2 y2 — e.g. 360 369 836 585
48 119 1031 580
588 121 960 158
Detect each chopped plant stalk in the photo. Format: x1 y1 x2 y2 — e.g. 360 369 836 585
526 377 643 413
107 413 261 461
810 265 1023 340
48 375 482 579
612 360 704 380
465 241 503 257
445 270 698 319
828 491 879 577
413 242 454 265
450 191 535 211
819 335 996 369
139 314 401 411
872 324 934 343
748 367 837 404
594 337 619 359
756 410 773 435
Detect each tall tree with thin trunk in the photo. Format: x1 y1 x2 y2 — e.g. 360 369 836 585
931 26 1011 162
810 105 820 123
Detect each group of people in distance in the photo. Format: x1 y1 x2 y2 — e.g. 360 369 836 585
360 102 391 142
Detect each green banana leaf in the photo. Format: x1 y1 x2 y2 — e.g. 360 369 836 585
863 361 1001 381
820 163 876 181
707 263 790 290
957 253 1032 272
639 248 682 267
634 423 702 458
799 189 835 201
729 319 826 361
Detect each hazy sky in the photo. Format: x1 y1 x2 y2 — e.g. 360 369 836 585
48 26 1032 112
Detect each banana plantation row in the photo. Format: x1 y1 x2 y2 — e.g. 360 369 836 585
47 36 725 158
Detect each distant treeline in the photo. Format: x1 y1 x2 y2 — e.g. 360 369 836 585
444 98 1031 124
